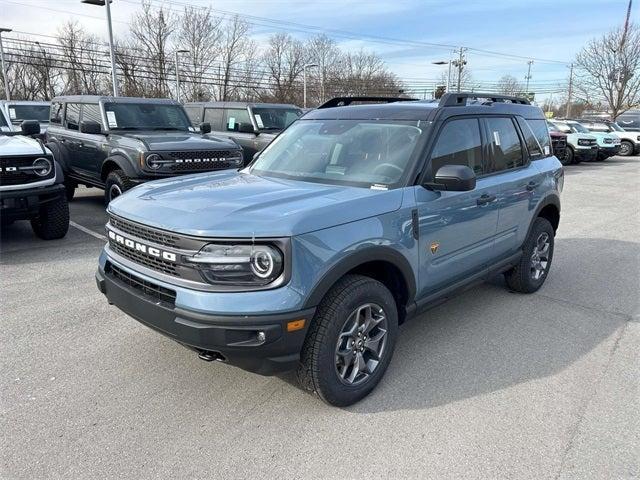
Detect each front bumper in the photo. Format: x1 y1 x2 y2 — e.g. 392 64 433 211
574 146 598 161
0 183 65 221
598 145 621 159
96 260 316 376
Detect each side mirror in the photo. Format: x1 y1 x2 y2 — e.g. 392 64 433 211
80 120 102 135
426 165 476 191
238 122 256 134
199 122 211 134
20 120 40 136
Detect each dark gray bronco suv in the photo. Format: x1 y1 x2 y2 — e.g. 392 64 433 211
46 96 243 203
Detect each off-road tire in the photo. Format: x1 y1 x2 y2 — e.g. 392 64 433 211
297 274 398 407
504 217 554 293
30 194 69 240
619 140 633 157
104 169 135 205
64 180 76 201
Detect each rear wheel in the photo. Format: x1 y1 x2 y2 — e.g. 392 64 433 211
30 194 69 240
619 140 633 157
504 217 554 293
104 169 134 205
297 274 398 406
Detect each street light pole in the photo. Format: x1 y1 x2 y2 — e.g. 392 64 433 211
0 27 12 101
82 0 118 96
174 49 189 102
303 63 318 108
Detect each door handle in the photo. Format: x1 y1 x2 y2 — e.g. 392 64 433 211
526 181 539 191
477 194 497 206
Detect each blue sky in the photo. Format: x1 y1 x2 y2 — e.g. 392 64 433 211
1 0 637 101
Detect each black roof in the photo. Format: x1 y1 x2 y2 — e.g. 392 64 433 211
304 93 546 121
51 95 181 105
184 101 301 110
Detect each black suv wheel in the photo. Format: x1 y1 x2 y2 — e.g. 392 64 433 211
30 194 69 240
504 217 554 293
297 274 398 406
104 170 134 204
619 140 633 157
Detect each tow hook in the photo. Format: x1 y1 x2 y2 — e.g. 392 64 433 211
197 350 225 362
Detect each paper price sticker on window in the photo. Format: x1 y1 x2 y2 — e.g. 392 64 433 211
254 114 264 129
9 108 16 119
544 146 550 155
493 131 501 146
106 111 118 128
228 117 236 130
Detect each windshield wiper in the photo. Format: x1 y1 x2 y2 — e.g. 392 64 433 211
149 127 188 131
259 127 281 131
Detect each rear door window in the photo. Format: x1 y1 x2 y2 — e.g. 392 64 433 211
429 118 484 175
224 108 251 132
65 103 81 131
81 104 103 127
484 117 525 173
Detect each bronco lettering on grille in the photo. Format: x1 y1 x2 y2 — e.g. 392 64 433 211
108 230 177 262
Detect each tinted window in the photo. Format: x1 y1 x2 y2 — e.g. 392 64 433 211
50 102 63 124
224 108 251 131
485 117 524 172
204 108 224 130
430 118 483 175
252 107 302 131
82 104 102 126
65 103 81 131
8 104 50 124
103 103 191 131
520 118 548 158
183 106 202 125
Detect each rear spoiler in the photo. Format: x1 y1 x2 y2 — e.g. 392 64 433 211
318 96 417 109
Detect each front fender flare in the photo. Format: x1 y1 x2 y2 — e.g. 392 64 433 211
101 155 138 180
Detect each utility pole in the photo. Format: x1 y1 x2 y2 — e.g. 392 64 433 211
525 60 533 94
566 63 574 118
0 27 11 101
452 47 467 92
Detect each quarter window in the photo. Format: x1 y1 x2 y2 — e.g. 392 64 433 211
526 119 552 156
516 118 544 159
224 108 251 131
485 117 524 172
430 118 483 175
65 103 81 131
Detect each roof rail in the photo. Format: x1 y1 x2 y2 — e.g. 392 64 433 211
317 96 416 109
439 92 531 107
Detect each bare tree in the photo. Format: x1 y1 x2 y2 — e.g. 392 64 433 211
575 23 640 118
218 15 252 101
263 33 308 103
176 6 223 101
497 74 524 96
3 39 43 100
130 0 177 97
306 34 341 104
57 21 106 95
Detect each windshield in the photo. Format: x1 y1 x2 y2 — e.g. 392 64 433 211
608 122 624 132
249 119 424 188
568 122 590 133
252 107 302 131
8 104 50 123
103 103 191 131
547 122 561 132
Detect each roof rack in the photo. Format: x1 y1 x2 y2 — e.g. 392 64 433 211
317 96 416 109
439 92 531 107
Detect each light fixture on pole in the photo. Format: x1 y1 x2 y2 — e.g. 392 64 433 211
303 63 318 108
0 27 12 101
175 49 189 102
81 0 118 96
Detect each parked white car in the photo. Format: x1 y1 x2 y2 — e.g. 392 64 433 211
577 119 640 157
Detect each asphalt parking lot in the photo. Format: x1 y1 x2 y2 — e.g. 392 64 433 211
1 156 639 479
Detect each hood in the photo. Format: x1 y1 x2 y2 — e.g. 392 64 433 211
108 171 404 237
111 131 238 151
0 134 47 156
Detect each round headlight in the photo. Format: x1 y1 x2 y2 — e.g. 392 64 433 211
33 157 52 177
146 153 162 170
251 249 275 278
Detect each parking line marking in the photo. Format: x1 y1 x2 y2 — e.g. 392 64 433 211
69 221 107 241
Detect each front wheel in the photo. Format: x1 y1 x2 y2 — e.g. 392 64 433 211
104 169 134 205
30 194 69 240
564 147 575 165
297 275 398 406
504 217 554 293
618 140 633 157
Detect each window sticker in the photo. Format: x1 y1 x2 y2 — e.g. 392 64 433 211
9 108 16 119
106 111 118 128
493 131 501 146
228 117 236 129
544 145 550 155
254 114 264 128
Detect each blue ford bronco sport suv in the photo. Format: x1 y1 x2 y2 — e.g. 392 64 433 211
96 93 563 406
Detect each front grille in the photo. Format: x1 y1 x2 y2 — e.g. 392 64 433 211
551 137 566 157
110 241 178 276
164 150 242 172
106 262 176 306
109 215 180 248
0 156 54 186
